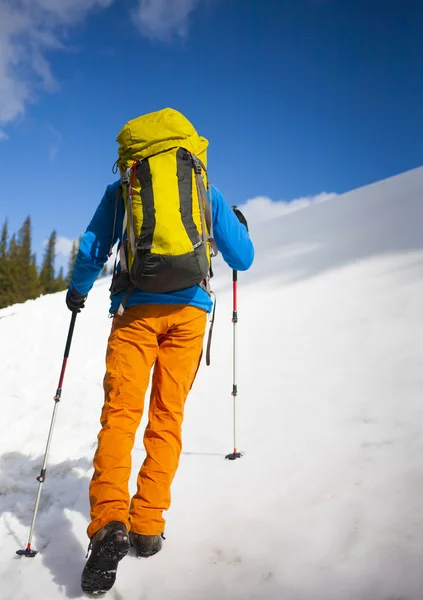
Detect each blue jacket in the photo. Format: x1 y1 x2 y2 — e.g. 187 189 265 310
70 181 254 313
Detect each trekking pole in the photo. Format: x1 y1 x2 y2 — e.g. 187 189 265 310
225 205 249 461
17 311 78 557
225 268 242 460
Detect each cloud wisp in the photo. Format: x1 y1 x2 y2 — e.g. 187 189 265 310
239 192 338 224
132 0 208 41
0 0 114 138
0 0 211 138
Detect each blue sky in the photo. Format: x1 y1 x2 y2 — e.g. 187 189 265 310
0 0 422 270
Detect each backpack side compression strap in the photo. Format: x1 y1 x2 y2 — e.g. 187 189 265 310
191 155 218 259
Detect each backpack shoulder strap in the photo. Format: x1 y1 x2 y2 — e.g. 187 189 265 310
108 183 122 258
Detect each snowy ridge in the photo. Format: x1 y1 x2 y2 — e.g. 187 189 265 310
1 166 423 599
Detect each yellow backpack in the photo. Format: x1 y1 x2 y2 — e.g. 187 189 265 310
110 108 217 314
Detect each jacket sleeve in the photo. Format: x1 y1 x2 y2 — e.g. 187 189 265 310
69 181 122 295
210 184 254 271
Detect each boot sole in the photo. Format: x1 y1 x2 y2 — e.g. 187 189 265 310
133 548 161 558
81 535 130 596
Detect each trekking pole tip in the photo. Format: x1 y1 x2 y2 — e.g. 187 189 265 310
16 545 38 558
225 451 242 461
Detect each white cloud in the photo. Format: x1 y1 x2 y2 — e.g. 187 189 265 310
132 0 207 41
239 192 337 224
55 235 75 257
0 0 214 136
0 0 115 132
41 234 77 275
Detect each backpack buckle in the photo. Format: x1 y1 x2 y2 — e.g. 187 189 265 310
191 155 202 174
121 167 132 185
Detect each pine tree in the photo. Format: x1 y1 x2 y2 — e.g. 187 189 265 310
54 266 67 292
39 230 57 294
14 216 41 303
66 237 80 286
8 233 20 305
0 220 7 261
0 220 11 309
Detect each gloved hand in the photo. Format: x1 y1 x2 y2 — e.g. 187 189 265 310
66 287 87 312
232 206 249 232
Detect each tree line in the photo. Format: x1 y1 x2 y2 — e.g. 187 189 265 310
0 216 111 310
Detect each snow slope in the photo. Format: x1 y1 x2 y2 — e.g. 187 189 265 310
1 166 423 600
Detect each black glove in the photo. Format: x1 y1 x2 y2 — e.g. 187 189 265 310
66 288 87 312
232 206 249 232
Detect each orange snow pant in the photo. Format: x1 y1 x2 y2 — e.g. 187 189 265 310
87 304 207 539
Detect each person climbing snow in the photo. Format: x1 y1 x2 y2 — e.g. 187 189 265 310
66 107 254 596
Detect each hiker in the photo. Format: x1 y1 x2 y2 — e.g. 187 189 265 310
66 108 254 595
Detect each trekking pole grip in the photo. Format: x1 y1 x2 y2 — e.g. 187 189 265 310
232 206 249 232
232 270 238 320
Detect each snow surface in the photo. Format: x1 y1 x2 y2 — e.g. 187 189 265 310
1 166 423 600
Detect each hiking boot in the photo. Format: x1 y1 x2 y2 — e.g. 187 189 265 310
129 532 164 558
81 521 130 596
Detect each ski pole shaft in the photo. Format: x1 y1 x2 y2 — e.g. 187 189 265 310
17 311 77 557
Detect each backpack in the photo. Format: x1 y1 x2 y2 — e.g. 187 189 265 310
109 108 217 316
